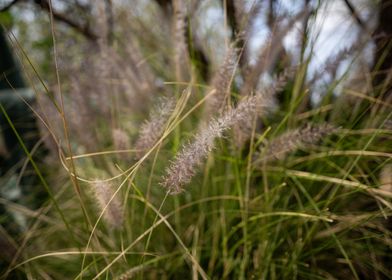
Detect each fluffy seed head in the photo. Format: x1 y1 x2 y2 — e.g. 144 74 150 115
205 45 238 116
233 89 277 148
241 10 308 97
91 181 123 229
173 0 190 81
112 128 130 152
162 93 272 194
135 97 176 159
256 123 337 163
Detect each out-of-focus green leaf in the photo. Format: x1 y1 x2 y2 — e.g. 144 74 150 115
0 11 14 28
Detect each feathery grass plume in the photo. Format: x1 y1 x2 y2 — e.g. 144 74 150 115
204 44 239 117
229 2 262 77
162 93 273 194
240 10 309 97
91 181 123 229
173 0 190 82
134 97 176 159
255 123 337 164
233 69 294 148
94 0 110 45
379 164 392 193
269 67 297 93
112 128 130 151
123 38 156 94
233 0 262 32
308 41 361 85
54 78 100 152
112 128 130 159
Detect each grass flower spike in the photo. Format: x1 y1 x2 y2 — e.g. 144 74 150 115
162 93 273 194
91 181 123 229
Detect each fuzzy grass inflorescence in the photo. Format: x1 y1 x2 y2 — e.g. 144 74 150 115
91 181 123 229
112 128 130 152
134 97 176 159
204 44 239 117
256 123 338 163
162 93 274 194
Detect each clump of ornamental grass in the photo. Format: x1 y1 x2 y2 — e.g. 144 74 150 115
162 92 274 194
255 123 338 164
134 97 176 159
90 180 123 229
7 1 392 279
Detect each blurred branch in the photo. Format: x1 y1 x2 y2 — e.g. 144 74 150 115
33 0 98 41
241 9 310 96
297 0 312 113
73 0 91 12
0 0 19 12
154 0 211 81
223 0 261 78
155 0 171 16
2 0 98 42
342 0 368 31
104 0 114 44
267 0 275 28
225 0 246 68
